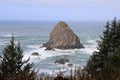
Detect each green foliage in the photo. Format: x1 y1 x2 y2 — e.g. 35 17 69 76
0 35 36 80
86 18 120 80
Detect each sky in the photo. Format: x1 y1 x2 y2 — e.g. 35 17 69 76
0 0 120 21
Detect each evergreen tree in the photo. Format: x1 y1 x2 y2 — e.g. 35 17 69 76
0 35 36 80
86 18 120 80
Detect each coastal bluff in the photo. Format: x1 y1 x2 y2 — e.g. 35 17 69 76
43 21 84 50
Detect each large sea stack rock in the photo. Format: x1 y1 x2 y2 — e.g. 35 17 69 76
43 21 84 50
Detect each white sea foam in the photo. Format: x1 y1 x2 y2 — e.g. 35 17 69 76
37 63 84 76
23 38 99 75
87 40 96 44
0 39 9 46
2 34 19 37
80 47 97 55
24 40 98 61
54 48 79 53
27 45 41 49
0 40 19 46
24 47 74 62
82 39 99 54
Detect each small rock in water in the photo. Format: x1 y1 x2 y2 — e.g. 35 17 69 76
31 52 40 56
55 58 69 65
67 63 73 67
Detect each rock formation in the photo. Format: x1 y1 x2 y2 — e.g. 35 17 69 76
43 21 84 50
67 63 73 67
31 52 40 56
55 58 69 65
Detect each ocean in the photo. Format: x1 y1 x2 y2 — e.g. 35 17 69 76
0 21 105 75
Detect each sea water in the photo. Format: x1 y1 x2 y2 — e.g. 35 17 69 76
0 21 105 74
